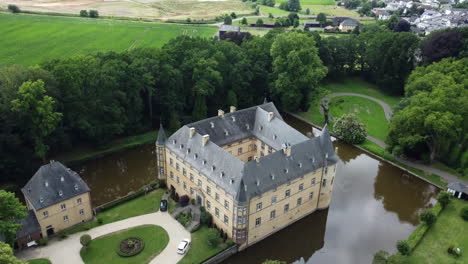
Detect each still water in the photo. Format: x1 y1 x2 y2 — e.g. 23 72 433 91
74 115 438 264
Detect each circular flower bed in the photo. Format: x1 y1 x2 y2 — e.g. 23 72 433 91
116 237 145 257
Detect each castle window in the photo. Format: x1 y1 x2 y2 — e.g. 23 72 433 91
248 156 252 161
198 180 202 188
190 173 194 182
60 203 66 210
43 211 48 217
176 163 180 171
160 167 164 174
323 179 327 187
177 176 180 184
224 215 229 225
255 217 261 227
311 178 316 185
170 158 173 166
215 208 220 217
284 203 289 213
297 197 302 206
324 167 328 175
183 182 187 190
63 215 69 222
268 146 272 153
77 198 82 204
331 177 334 185
79 209 84 215
170 171 174 179
271 196 277 204
207 201 211 209
256 202 262 211
224 200 229 209
309 192 314 200
215 193 220 201
190 187 194 195
270 210 276 219
285 189 290 198
183 168 187 176
207 186 211 195
298 183 304 192
261 142 265 149
238 147 243 155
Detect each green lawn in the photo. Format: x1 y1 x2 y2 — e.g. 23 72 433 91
329 96 389 141
27 259 52 264
406 199 468 264
259 6 291 16
178 227 228 264
304 5 359 16
0 13 217 66
80 225 169 264
67 189 165 234
276 0 335 4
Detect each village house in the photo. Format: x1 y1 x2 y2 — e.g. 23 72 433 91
339 18 360 32
156 102 339 249
218 25 240 39
20 161 93 246
447 182 468 201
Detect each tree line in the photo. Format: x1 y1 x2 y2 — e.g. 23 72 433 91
1 25 466 188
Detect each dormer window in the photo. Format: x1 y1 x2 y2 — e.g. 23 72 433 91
274 134 277 140
224 130 229 136
60 176 64 182
256 180 260 186
284 168 289 174
180 144 184 149
211 165 216 171
45 181 49 187
202 160 207 165
173 139 177 144
298 162 302 168
259 125 263 131
59 190 63 196
210 122 214 128
40 197 44 203
231 116 236 122
187 148 191 154
194 154 198 159
246 124 250 130
270 174 275 180
230 179 234 184
220 172 225 178
74 184 79 191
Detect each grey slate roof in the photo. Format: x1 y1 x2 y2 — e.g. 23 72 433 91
219 25 241 32
22 161 90 210
157 123 167 144
165 103 339 203
341 18 360 27
15 210 41 240
447 182 468 193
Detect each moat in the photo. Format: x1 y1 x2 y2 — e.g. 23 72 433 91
74 114 439 264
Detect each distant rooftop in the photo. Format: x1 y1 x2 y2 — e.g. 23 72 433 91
219 25 240 32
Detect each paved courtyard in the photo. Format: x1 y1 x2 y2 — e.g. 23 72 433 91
17 211 190 264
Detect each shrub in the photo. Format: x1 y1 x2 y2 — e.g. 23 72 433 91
89 10 99 18
38 238 48 246
230 12 237 19
256 18 264 27
206 228 222 248
179 195 189 207
58 232 68 240
334 114 367 144
224 15 232 25
174 192 180 202
191 199 195 205
7 5 20 13
80 10 88 17
80 234 92 248
158 179 166 189
461 205 468 221
227 240 234 247
396 240 411 256
97 217 104 225
200 210 213 226
372 250 389 264
186 18 191 23
437 191 451 208
420 209 436 226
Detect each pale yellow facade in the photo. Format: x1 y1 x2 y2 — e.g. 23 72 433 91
339 24 357 32
161 137 336 248
25 192 93 237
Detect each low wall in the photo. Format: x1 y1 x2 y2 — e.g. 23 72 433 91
287 113 443 190
201 245 238 264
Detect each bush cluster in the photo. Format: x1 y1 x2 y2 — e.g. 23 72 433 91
79 9 99 18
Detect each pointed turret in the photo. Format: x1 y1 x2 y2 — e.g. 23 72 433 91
235 179 248 204
156 123 167 145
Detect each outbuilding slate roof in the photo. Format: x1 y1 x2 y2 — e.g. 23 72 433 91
340 18 360 27
15 210 41 240
219 25 241 32
22 161 90 210
164 102 339 203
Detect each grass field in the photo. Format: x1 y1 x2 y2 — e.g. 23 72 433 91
276 0 335 4
406 199 468 264
329 96 389 141
27 259 52 264
178 227 229 264
80 225 169 264
0 13 217 66
67 189 165 234
241 27 272 36
304 5 359 16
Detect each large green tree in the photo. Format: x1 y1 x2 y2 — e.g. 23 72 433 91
0 242 25 264
0 190 27 245
270 32 327 111
11 80 62 159
386 58 468 162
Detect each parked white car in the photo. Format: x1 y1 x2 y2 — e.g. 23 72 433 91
177 238 191 254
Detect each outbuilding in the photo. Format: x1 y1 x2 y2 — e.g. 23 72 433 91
447 182 468 201
218 25 241 38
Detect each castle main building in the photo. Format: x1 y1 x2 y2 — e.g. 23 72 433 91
156 102 339 248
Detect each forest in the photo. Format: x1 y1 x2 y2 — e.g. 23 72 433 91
0 23 467 188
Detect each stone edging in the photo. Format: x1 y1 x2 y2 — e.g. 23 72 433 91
287 113 443 190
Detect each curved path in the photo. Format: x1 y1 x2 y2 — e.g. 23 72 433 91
18 212 190 264
320 92 393 121
314 93 467 186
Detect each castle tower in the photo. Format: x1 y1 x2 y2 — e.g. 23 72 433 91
156 123 167 180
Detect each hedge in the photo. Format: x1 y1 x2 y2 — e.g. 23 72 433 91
407 202 443 251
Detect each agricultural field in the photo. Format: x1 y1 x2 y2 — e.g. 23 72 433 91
0 0 253 20
276 0 335 5
259 4 359 17
0 13 217 66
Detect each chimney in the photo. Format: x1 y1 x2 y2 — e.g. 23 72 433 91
189 127 196 138
282 143 291 157
268 112 274 122
230 106 236 113
202 134 210 146
218 109 225 118
254 156 260 163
